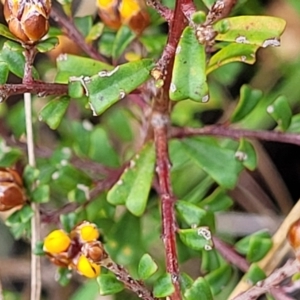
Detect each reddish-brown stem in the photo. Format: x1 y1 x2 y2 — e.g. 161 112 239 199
50 6 107 62
171 125 300 147
213 236 249 273
0 82 68 101
150 1 191 299
23 46 37 84
101 254 157 300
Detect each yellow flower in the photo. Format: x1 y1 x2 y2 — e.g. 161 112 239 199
43 230 71 254
76 254 101 278
76 222 100 243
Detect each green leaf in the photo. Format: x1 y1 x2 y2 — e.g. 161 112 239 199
60 213 77 232
235 230 271 255
52 164 92 193
0 139 22 166
107 143 155 216
34 241 45 256
267 95 292 131
89 126 120 167
86 22 104 43
98 31 115 57
31 185 50 203
55 54 112 83
39 96 70 129
153 273 175 298
138 253 158 280
199 188 233 212
184 277 213 300
98 274 124 295
74 16 93 37
1 41 25 78
170 26 209 102
202 0 215 8
178 227 213 251
36 37 59 53
214 16 286 47
287 114 300 133
113 25 135 60
207 44 259 74
0 23 19 41
175 201 207 227
181 138 243 189
230 85 263 123
1 41 39 79
247 237 272 262
68 185 90 204
19 205 34 222
201 249 222 274
57 268 72 286
205 264 232 295
106 212 143 265
0 62 9 84
70 280 99 300
87 59 154 115
244 264 266 285
235 138 257 171
180 273 193 294
23 165 40 190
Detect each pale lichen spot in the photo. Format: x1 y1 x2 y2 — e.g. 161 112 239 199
262 37 280 48
202 94 210 103
235 151 248 161
198 227 211 240
235 36 249 44
170 83 177 93
267 105 274 114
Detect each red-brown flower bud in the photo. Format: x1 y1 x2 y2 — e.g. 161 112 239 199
0 167 25 211
3 0 51 43
81 241 106 263
288 219 300 257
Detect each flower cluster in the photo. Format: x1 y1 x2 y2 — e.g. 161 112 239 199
96 0 149 34
43 221 106 278
0 167 25 211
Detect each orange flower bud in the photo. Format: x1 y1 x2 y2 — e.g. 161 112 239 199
0 167 25 211
288 219 300 258
96 0 149 34
3 0 51 43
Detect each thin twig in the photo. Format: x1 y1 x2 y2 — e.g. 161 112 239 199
171 125 300 147
0 277 3 300
230 200 300 298
232 259 300 300
50 6 107 62
23 45 41 300
101 254 157 300
25 93 41 300
0 82 68 100
213 236 250 273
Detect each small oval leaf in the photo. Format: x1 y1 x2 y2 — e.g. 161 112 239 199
138 253 158 280
170 26 209 102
